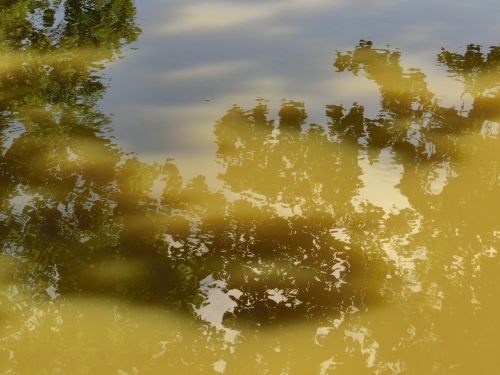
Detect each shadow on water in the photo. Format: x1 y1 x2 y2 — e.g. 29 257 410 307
0 1 499 334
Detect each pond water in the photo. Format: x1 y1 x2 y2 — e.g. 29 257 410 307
0 1 499 374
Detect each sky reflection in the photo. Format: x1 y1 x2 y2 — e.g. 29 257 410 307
103 0 499 181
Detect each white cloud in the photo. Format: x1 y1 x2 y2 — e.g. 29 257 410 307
152 0 343 35
161 60 255 82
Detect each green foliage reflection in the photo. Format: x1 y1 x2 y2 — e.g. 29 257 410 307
0 3 498 350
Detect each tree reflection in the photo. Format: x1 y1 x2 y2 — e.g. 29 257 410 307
0 8 499 359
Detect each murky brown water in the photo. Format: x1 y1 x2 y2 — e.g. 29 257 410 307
0 1 499 374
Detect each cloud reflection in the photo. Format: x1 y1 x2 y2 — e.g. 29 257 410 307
154 0 342 35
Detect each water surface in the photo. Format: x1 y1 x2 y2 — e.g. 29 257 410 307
0 1 499 373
